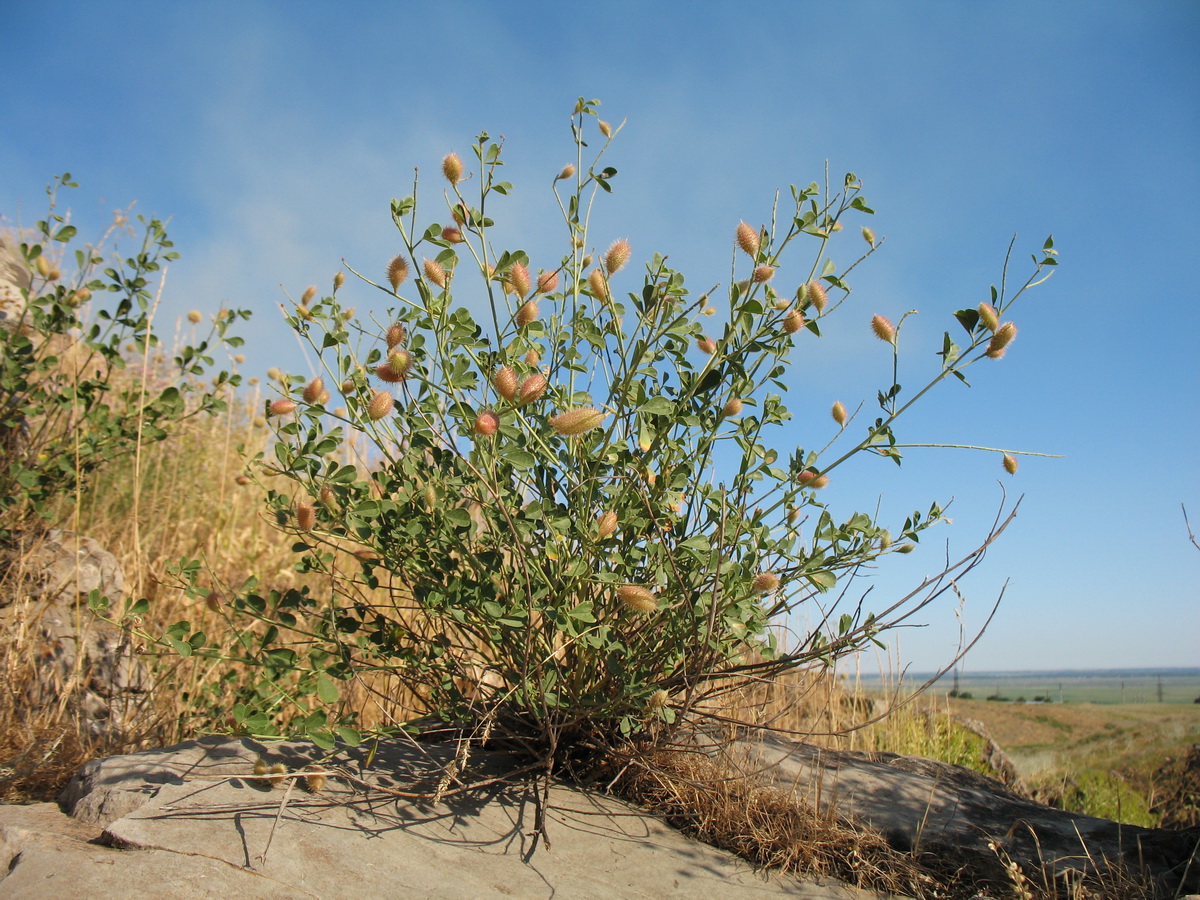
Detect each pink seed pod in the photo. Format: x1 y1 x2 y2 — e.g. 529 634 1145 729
376 349 413 383
752 264 775 284
722 397 743 418
871 314 896 344
386 323 407 349
269 398 297 416
752 572 780 593
978 302 1000 332
802 280 828 313
783 309 805 334
301 285 317 305
303 377 325 404
697 336 717 355
537 269 559 295
387 255 409 290
494 366 518 402
986 322 1017 359
473 410 500 436
516 300 539 328
441 226 464 244
423 258 447 288
366 390 394 421
549 406 607 436
596 510 618 541
617 585 658 614
605 239 632 275
588 268 609 302
235 475 252 486
798 470 830 489
524 349 541 366
506 262 532 298
516 372 548 405
442 152 464 185
1002 453 1019 475
296 502 316 531
736 221 760 258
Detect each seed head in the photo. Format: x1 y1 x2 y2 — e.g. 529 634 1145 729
752 264 775 284
303 377 325 404
598 120 612 138
367 390 394 420
702 306 717 316
507 262 531 298
736 222 760 258
549 406 607 436
605 239 632 275
68 287 91 306
269 398 297 416
537 270 559 294
862 226 876 246
978 302 1000 332
524 349 541 366
648 689 669 710
304 772 327 793
376 349 413 382
752 572 781 593
832 401 848 427
296 305 313 321
783 309 805 334
879 530 893 550
597 510 618 541
494 365 518 402
423 258 447 288
205 590 222 611
187 310 202 324
516 299 539 327
986 322 1017 359
697 336 717 355
296 502 316 531
588 268 609 302
802 281 828 313
722 397 743 418
387 255 409 290
1002 453 1019 475
517 372 548 405
333 271 345 290
473 410 500 436
235 475 251 486
897 543 916 554
786 507 801 525
556 163 576 181
386 322 407 349
617 585 658 614
441 226 464 244
301 285 317 305
442 152 464 185
871 314 896 344
798 470 829 489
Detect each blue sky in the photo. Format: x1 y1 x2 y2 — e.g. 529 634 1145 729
2 1 1196 673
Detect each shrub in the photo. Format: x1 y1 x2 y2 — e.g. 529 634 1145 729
159 100 1056 761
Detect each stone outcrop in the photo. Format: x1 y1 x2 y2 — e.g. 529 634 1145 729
0 530 150 739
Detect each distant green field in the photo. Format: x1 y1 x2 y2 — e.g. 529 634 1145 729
855 668 1200 705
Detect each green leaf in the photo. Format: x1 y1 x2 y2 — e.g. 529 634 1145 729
640 397 674 415
807 570 837 592
317 673 339 704
507 449 536 469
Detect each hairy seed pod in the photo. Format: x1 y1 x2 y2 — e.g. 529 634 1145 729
556 163 576 181
832 401 848 427
319 484 336 507
783 309 805 334
517 372 548 405
452 204 467 226
702 306 717 316
722 397 743 418
253 758 269 778
879 529 893 550
524 349 541 366
303 377 325 404
187 310 202 324
598 120 612 138
786 507 801 525
386 322 407 349
697 336 717 355
986 322 1017 358
549 406 607 436
423 258 447 288
494 365 518 402
537 269 559 294
862 226 876 246
68 286 91 306
333 271 345 290
804 281 829 312
301 285 317 305
367 390 394 420
752 264 775 284
269 398 297 416
1002 453 1019 475
736 221 760 258
798 470 829 489
296 502 316 531
978 302 1000 332
617 585 658 614
441 226 464 244
304 772 327 793
897 543 915 554
871 314 896 344
35 256 52 278
596 510 618 541
507 262 531 298
752 572 781 593
648 689 669 709
588 268 609 302
516 299 539 327
387 255 409 290
473 410 500 436
205 590 222 612
422 484 437 512
605 239 632 275
442 152 464 184
296 305 313 321
376 349 413 383
235 475 251 486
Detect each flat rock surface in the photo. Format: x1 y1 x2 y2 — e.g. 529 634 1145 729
0 735 894 899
